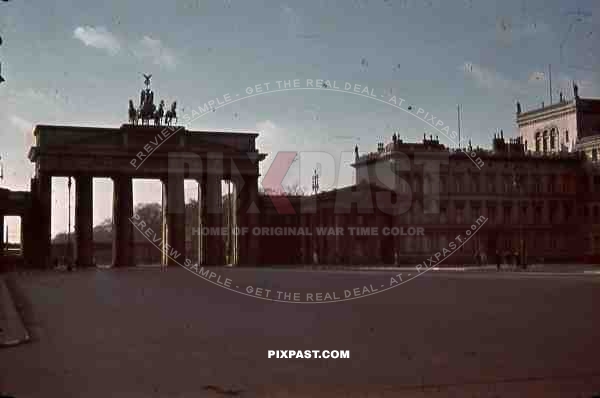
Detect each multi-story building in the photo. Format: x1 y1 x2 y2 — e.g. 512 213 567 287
516 83 600 157
258 132 600 266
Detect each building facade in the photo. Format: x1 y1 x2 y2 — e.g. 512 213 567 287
517 85 600 157
258 133 600 266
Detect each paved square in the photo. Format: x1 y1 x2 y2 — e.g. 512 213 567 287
1 267 600 397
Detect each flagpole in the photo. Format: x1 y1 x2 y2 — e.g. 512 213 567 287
457 104 461 149
549 64 553 105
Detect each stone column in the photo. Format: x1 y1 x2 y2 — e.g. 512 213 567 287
334 214 342 264
0 213 4 255
75 175 94 267
234 176 247 265
236 174 260 266
246 175 259 266
162 176 186 267
205 174 224 265
112 175 134 267
197 176 207 265
37 173 52 268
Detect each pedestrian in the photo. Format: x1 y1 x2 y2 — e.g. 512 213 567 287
495 250 500 271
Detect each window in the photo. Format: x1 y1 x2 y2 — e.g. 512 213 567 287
439 234 448 248
423 175 431 194
399 178 409 193
593 148 598 162
471 206 480 221
543 130 548 152
455 177 462 193
405 236 413 252
550 129 556 150
564 203 571 220
413 177 420 193
472 177 479 193
503 207 511 224
412 202 422 223
594 176 600 192
535 132 541 152
487 175 495 193
503 177 511 193
455 207 464 224
534 206 542 224
425 199 438 214
565 130 569 143
548 176 555 193
440 207 447 224
423 236 431 251
487 207 496 223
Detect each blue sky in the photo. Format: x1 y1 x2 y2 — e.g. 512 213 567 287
0 0 599 239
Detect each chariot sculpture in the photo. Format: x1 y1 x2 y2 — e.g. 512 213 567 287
128 74 177 127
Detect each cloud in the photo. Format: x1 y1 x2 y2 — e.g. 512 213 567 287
528 71 546 83
256 119 278 132
461 62 521 93
133 36 177 70
9 115 35 148
73 26 121 55
280 5 319 39
495 16 549 47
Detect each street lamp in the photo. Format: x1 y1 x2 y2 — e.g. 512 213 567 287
67 176 72 268
312 169 320 195
513 170 524 269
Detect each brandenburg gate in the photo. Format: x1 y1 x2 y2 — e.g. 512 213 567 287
27 77 266 268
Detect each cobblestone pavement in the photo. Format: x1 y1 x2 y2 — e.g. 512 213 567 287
0 277 29 348
1 267 600 397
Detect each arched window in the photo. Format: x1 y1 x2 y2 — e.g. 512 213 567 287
425 199 438 214
535 132 541 152
423 175 431 194
412 177 420 193
455 175 462 193
550 128 557 151
543 130 549 152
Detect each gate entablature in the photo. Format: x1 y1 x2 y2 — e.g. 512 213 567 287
28 124 266 178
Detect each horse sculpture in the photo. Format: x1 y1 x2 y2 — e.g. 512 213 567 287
127 74 178 127
153 100 165 126
165 101 177 126
138 88 156 126
128 100 138 125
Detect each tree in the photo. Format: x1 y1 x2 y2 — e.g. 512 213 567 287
133 202 162 241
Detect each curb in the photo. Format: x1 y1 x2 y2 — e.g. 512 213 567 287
0 277 30 348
